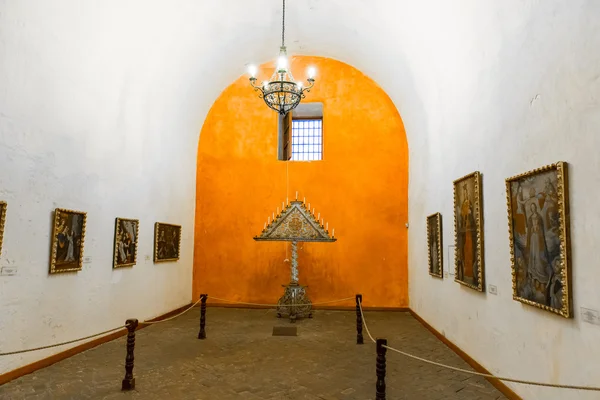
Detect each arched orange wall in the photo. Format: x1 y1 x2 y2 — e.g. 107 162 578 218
193 56 408 307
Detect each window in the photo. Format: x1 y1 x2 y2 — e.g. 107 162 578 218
277 102 323 161
290 119 322 161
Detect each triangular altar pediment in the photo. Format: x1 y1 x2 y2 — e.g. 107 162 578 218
254 201 336 242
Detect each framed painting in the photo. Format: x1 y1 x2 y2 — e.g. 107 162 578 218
113 218 139 268
506 162 571 318
453 171 484 291
0 201 6 258
427 212 443 278
154 222 181 262
49 208 87 274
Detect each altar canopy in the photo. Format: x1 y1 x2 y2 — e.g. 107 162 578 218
254 200 336 242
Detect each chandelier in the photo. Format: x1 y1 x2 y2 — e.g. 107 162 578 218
248 0 316 115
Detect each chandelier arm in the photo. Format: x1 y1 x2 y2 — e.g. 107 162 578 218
249 82 266 98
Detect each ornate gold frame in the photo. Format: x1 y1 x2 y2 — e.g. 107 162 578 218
0 201 6 258
427 212 443 278
453 171 485 291
505 161 572 318
113 218 139 268
49 208 87 274
154 222 182 263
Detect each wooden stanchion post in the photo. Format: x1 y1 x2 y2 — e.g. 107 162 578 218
356 294 364 344
376 338 387 400
121 319 139 391
198 294 207 339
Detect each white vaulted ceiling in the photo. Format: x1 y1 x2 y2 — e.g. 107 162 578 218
5 0 590 151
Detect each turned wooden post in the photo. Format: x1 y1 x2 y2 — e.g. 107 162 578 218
356 294 364 344
198 294 207 339
121 319 139 391
376 338 387 400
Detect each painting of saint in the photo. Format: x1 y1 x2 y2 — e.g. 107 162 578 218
453 172 484 291
50 208 87 274
427 213 443 278
0 201 6 258
506 162 572 317
154 222 181 262
114 218 139 268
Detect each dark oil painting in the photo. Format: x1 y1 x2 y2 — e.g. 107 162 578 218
50 208 86 274
154 222 181 262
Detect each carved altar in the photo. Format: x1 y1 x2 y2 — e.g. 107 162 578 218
254 200 336 322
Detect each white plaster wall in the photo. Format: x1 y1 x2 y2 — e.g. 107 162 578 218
0 1 201 374
1 1 599 398
403 2 600 399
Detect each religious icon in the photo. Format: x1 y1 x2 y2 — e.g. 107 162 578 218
453 171 484 291
113 218 139 268
154 222 181 262
506 162 572 317
427 212 443 278
49 208 87 274
0 201 6 258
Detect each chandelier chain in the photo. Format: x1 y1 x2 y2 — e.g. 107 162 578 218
281 0 286 47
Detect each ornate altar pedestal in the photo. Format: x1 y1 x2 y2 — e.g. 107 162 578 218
254 200 336 323
277 283 312 322
276 241 312 322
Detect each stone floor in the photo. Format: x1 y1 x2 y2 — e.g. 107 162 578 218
0 308 507 400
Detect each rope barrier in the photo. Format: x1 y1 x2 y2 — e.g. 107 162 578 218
357 299 376 343
357 300 600 392
0 325 128 356
0 298 203 356
0 295 347 357
207 295 355 307
141 297 204 325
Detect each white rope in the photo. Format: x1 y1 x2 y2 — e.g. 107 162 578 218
0 325 128 356
207 295 355 307
142 297 204 325
357 300 600 392
357 299 376 344
0 299 203 355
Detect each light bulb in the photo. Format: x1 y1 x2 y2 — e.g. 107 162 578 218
277 55 288 70
297 82 303 90
248 64 257 78
307 66 316 79
262 81 269 88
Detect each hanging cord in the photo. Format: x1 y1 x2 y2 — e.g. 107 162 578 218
281 0 286 47
207 295 354 307
357 300 600 392
142 297 204 325
285 162 289 261
0 298 203 355
0 325 128 356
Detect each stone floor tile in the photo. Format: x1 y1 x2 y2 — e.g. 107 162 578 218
0 309 506 400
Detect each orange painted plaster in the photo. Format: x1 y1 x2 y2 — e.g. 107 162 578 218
194 56 408 307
